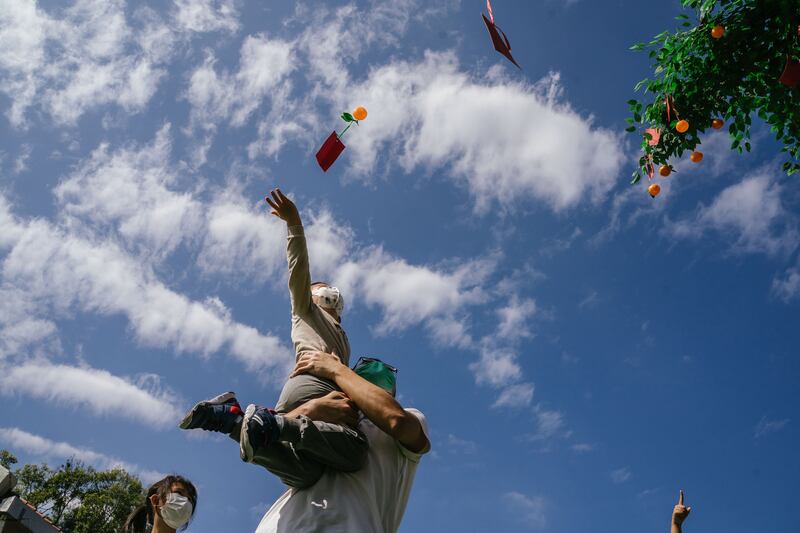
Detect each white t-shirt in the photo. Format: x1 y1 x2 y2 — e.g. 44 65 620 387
255 408 430 533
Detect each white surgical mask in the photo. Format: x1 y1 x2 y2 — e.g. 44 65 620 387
160 493 193 529
312 285 344 314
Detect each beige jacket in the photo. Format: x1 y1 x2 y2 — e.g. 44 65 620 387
286 225 350 364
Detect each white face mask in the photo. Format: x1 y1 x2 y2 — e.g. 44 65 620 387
160 493 193 530
312 285 344 315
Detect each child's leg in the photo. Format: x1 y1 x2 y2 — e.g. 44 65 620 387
280 415 368 472
237 410 368 479
228 420 325 489
273 374 369 472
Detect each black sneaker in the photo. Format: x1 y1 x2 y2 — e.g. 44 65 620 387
179 392 243 434
240 404 281 462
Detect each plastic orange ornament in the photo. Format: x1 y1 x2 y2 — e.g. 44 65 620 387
690 151 704 163
675 119 689 133
711 25 725 39
659 165 672 177
711 118 724 129
353 106 368 121
648 183 661 198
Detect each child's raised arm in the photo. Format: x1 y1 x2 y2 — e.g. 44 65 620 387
266 188 312 317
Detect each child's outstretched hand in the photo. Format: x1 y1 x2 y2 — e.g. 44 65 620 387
672 490 691 529
266 188 301 226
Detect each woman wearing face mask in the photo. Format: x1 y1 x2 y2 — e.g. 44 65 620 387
121 475 197 533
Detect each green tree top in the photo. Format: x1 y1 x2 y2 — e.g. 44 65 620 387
627 0 800 185
1 449 144 533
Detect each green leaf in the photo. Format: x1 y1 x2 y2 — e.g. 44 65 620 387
341 112 355 122
625 126 636 132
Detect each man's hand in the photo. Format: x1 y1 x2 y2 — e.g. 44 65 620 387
672 490 691 526
265 188 302 226
290 351 345 381
300 391 359 428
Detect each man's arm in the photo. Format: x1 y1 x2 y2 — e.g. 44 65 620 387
291 352 430 453
671 490 691 533
266 188 312 317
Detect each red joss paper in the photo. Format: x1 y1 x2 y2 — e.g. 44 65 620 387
779 56 800 87
316 131 346 172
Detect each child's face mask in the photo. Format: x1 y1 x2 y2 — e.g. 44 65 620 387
160 493 193 529
354 358 397 395
312 285 344 315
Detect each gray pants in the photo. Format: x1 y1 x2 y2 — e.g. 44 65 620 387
232 374 368 489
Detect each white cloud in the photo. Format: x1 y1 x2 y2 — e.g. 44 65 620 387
772 267 800 302
0 196 292 378
492 383 534 409
13 144 31 174
0 427 165 483
0 361 182 429
505 492 547 530
197 197 352 288
469 348 521 388
186 34 294 130
0 0 170 126
337 248 494 336
610 466 632 484
668 173 798 256
197 193 286 281
496 297 536 341
754 416 789 439
173 0 239 33
530 406 566 441
335 53 624 212
55 124 204 260
570 443 594 453
446 434 478 454
0 286 60 359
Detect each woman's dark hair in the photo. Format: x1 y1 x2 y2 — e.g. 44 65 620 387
121 474 197 533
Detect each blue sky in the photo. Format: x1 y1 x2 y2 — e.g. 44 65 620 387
0 1 798 532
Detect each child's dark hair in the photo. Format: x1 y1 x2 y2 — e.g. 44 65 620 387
121 474 197 533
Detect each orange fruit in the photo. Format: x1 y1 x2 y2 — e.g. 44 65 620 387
659 165 672 177
648 183 661 198
711 25 725 39
675 119 689 133
711 118 724 129
690 151 703 163
352 106 368 121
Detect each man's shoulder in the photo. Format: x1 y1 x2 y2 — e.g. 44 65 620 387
403 408 426 423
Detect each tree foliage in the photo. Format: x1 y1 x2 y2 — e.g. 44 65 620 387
627 0 800 185
0 450 18 470
1 449 144 533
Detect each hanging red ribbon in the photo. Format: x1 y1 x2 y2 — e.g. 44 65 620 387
665 95 672 123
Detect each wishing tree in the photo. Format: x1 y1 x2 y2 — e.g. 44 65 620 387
627 0 800 192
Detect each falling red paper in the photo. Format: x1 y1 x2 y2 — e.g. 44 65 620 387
779 56 800 87
316 131 345 172
482 1 520 69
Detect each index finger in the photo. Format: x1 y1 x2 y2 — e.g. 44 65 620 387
678 490 684 506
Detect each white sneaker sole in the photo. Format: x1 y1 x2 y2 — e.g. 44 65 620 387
179 391 237 429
